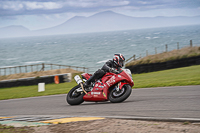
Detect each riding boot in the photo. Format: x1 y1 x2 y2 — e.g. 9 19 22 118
84 69 105 87
84 74 96 87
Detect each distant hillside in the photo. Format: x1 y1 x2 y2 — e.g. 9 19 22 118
0 25 31 38
1 11 200 38
36 11 200 36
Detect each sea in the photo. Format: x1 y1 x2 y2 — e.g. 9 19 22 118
0 25 200 73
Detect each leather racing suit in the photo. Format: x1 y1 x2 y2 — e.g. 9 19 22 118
84 60 119 86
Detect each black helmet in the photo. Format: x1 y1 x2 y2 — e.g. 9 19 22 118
113 54 125 67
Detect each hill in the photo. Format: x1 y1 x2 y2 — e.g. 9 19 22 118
0 25 31 38
35 11 200 36
1 11 200 38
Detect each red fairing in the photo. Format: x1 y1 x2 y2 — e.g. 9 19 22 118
83 70 134 102
120 70 134 87
104 71 134 88
81 73 92 80
83 82 108 101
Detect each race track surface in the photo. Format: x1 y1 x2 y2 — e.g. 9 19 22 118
0 85 200 120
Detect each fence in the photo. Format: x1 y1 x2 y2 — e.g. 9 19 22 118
126 55 200 74
0 63 89 76
125 40 197 64
126 55 141 63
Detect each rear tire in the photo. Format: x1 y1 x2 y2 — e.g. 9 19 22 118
109 84 132 103
67 85 85 105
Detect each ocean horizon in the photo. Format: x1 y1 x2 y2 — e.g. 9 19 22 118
0 25 200 73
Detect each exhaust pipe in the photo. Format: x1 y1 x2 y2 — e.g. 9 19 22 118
74 75 83 84
74 75 87 94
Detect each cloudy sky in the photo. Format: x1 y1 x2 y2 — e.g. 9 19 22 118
0 0 200 30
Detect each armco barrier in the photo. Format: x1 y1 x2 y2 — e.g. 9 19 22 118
0 73 71 88
126 55 200 74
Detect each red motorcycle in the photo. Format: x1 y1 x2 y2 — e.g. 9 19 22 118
67 68 134 105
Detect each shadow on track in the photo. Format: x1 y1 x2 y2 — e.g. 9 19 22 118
65 99 136 106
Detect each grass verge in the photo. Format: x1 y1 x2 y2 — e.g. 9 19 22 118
0 80 77 100
132 65 200 88
0 65 200 100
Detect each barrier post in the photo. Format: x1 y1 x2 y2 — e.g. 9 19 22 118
165 44 168 52
190 40 193 47
133 55 136 61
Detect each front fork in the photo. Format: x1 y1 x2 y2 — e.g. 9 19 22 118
115 82 121 91
115 82 128 91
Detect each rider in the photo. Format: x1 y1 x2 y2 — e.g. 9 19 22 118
84 53 125 87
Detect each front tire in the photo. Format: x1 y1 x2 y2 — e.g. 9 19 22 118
109 84 132 103
67 85 85 105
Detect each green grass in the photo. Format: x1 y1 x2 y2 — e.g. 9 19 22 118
132 65 200 88
0 65 200 100
0 81 77 100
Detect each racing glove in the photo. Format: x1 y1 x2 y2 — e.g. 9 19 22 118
109 68 119 74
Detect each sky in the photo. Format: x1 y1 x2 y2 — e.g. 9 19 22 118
0 0 200 30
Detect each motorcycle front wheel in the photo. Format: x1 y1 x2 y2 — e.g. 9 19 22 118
67 85 85 105
109 84 132 103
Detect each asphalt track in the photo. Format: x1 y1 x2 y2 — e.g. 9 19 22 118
0 85 200 122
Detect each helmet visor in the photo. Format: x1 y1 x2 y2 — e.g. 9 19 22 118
119 60 125 67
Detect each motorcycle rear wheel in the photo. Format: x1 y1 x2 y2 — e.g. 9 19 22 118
109 84 132 103
67 85 85 105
